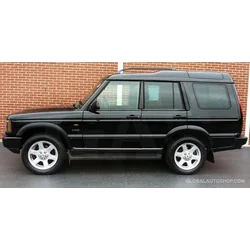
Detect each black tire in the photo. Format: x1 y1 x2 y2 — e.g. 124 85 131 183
165 137 207 175
21 134 67 175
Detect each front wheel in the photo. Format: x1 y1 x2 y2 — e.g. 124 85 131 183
165 137 207 175
21 134 67 175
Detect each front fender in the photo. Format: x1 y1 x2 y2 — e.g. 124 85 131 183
17 122 71 148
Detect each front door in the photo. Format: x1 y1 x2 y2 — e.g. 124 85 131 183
82 80 142 150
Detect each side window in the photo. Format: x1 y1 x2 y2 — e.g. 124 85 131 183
97 81 140 110
144 82 184 110
193 83 231 110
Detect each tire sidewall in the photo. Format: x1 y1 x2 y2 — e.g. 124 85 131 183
166 137 207 175
21 134 66 175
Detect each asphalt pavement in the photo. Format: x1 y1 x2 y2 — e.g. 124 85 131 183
0 142 250 188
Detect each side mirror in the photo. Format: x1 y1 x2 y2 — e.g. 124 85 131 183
89 100 100 113
73 100 83 109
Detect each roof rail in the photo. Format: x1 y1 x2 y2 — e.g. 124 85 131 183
116 67 176 74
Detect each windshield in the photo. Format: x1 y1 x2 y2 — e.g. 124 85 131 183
82 82 103 103
73 80 107 109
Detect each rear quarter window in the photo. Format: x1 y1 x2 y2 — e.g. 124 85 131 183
193 83 231 110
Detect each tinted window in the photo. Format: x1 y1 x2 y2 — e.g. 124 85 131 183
144 82 184 110
193 83 231 110
97 81 140 110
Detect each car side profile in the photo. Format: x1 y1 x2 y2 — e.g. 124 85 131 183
2 68 248 175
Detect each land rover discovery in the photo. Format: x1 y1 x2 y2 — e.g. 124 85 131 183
2 68 248 175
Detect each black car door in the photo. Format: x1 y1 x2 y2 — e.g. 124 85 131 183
141 81 188 149
82 80 142 150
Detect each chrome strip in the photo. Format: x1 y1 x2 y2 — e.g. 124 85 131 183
81 134 166 139
210 133 237 137
72 147 163 151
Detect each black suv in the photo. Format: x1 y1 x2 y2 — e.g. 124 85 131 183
2 68 247 175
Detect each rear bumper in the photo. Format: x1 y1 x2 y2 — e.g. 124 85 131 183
2 136 22 153
213 136 248 152
234 136 248 149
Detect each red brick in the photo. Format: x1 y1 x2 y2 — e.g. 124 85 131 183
0 62 117 136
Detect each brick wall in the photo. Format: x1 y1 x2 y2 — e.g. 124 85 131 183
0 62 117 136
124 62 250 134
0 62 249 139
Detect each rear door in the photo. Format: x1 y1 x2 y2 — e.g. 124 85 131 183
141 81 188 149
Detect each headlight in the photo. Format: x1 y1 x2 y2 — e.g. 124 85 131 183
6 120 12 132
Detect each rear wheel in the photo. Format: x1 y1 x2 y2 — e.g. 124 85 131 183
165 137 207 175
21 134 67 175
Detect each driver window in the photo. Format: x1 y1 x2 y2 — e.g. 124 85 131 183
97 81 140 110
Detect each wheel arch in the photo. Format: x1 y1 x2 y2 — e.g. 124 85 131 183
164 125 212 150
17 123 71 150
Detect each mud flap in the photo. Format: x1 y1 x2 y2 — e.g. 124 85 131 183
207 150 215 163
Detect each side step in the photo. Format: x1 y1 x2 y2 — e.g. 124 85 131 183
68 151 162 161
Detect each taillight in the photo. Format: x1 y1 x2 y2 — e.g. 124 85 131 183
238 98 243 116
233 85 243 115
239 101 243 115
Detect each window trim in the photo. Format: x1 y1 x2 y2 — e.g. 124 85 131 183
142 81 185 111
180 82 190 111
192 82 232 110
90 80 142 111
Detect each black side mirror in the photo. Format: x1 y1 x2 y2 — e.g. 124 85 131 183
89 100 100 113
73 100 83 109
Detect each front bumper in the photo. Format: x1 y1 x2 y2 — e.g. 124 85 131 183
2 136 22 153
